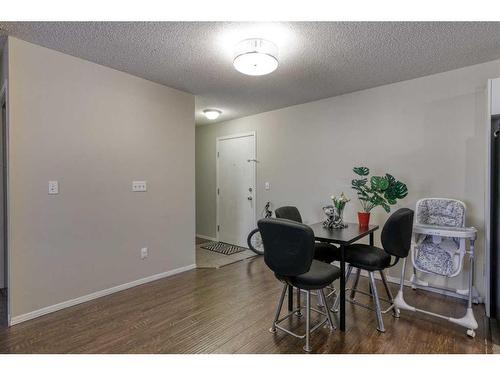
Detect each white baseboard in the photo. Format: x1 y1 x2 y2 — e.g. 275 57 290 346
9 263 196 326
196 234 216 241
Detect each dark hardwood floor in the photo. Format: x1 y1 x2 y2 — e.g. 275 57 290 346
0 256 492 353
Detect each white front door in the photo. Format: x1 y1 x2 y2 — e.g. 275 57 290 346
217 133 255 247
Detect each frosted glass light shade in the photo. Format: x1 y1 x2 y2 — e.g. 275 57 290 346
233 38 279 76
203 109 222 120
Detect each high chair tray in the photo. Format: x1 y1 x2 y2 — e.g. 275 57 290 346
413 224 477 239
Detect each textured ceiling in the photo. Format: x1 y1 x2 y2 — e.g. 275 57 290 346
1 22 500 125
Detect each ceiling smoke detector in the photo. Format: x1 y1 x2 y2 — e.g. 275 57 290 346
233 38 279 76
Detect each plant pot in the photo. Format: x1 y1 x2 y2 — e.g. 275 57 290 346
358 212 371 227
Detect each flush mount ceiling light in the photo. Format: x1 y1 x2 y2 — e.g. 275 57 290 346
203 109 222 120
233 38 279 76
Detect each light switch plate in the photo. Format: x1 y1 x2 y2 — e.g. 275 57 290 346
140 247 148 259
48 180 59 195
265 182 270 191
132 181 147 192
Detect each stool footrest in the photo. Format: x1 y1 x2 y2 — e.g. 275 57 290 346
346 287 395 314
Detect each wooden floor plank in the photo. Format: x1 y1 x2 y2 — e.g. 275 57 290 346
0 256 492 353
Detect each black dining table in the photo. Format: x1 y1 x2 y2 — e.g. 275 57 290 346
287 222 379 332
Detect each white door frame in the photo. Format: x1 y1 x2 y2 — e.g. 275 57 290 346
0 80 11 325
485 80 491 316
215 131 256 243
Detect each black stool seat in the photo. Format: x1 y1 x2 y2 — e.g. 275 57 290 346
314 242 340 263
345 244 391 271
288 260 341 290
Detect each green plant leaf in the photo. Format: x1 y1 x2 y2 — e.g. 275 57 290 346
395 181 408 198
352 166 408 213
385 173 396 184
353 167 369 176
385 180 408 201
370 176 389 191
385 197 397 205
351 178 367 187
373 194 385 204
381 202 391 213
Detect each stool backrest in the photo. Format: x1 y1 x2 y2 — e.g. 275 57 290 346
381 208 414 259
258 218 315 277
275 206 303 223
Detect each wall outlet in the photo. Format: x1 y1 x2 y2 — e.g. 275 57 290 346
140 247 148 259
132 181 147 192
48 180 59 195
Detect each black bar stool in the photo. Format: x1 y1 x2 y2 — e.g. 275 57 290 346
335 208 414 332
258 218 341 352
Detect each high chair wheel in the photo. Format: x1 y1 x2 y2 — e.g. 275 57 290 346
467 329 475 338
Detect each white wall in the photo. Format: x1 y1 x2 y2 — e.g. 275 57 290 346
491 78 500 115
0 39 7 291
196 58 500 298
7 37 195 320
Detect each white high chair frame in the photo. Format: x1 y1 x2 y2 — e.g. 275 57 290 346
394 198 479 337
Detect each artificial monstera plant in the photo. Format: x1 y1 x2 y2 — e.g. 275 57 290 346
351 167 408 213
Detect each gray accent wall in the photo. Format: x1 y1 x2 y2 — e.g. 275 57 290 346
196 58 500 298
7 37 195 319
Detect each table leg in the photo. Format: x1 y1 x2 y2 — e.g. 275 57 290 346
340 244 346 331
288 285 293 312
368 233 374 296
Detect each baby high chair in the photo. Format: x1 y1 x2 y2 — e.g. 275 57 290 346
394 198 478 337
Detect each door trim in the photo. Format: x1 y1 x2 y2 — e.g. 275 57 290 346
215 131 256 243
486 79 492 317
0 79 10 326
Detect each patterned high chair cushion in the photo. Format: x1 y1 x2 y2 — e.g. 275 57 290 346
414 198 466 276
416 199 465 228
414 237 457 276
